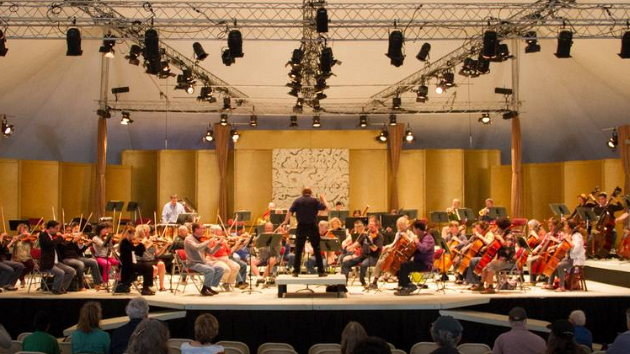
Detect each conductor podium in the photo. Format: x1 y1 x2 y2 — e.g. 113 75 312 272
276 274 347 298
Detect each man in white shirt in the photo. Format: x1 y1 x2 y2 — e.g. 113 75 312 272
162 194 186 224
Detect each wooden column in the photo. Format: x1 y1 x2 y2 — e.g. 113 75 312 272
510 39 524 218
388 124 405 211
94 45 110 219
214 123 231 221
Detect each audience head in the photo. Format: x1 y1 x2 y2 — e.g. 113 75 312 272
126 297 149 320
33 311 51 332
341 321 368 354
351 336 391 354
508 307 528 327
546 319 577 354
568 310 586 327
194 313 219 345
430 316 463 348
77 301 102 333
126 318 170 354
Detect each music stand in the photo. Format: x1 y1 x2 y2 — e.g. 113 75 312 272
488 207 508 220
367 212 386 222
320 238 341 252
576 207 598 223
234 211 251 222
256 233 283 249
430 211 449 224
331 230 346 241
549 203 571 218
382 214 403 230
176 213 197 225
345 217 368 230
270 213 285 225
127 201 140 223
329 210 349 221
9 220 30 231
400 209 418 219
105 201 124 230
456 208 475 222
516 237 533 253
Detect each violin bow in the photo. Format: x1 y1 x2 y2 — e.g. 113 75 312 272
0 205 6 235
80 213 93 235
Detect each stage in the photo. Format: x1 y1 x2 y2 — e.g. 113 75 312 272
1 274 629 354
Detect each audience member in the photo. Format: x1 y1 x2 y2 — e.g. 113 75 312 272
180 313 225 354
568 310 592 350
71 301 110 354
0 324 11 349
606 308 630 354
430 315 463 354
126 318 169 354
351 336 392 354
492 307 546 354
22 311 60 354
341 321 368 354
545 319 587 354
109 297 149 354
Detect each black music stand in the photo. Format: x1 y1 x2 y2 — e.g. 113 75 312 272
430 211 449 224
549 203 571 218
516 237 533 253
456 208 475 223
382 214 403 230
257 233 283 249
329 210 349 221
400 209 418 219
331 230 346 241
234 211 251 222
9 220 30 231
345 217 368 230
242 234 262 295
176 213 197 225
320 238 341 252
127 201 140 223
270 213 285 225
105 201 124 212
576 207 598 224
488 207 508 220
316 215 328 223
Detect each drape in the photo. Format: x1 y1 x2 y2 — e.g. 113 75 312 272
619 125 630 195
511 116 523 218
95 117 107 219
388 124 405 212
214 123 231 221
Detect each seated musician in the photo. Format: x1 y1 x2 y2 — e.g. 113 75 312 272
261 202 276 223
0 232 25 292
527 217 563 284
440 221 468 283
446 198 461 221
184 223 224 296
460 221 494 287
59 223 103 290
479 198 494 222
543 219 585 292
92 222 121 284
527 219 545 243
338 220 364 267
9 223 35 288
329 217 343 231
251 222 278 283
341 219 384 286
134 224 171 292
205 225 240 292
229 229 251 289
474 218 516 294
367 217 414 290
115 225 155 295
161 194 186 224
38 220 76 294
352 210 362 217
394 220 435 296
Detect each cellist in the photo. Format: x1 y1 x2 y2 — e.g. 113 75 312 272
440 221 468 283
543 219 585 292
474 218 516 294
366 217 414 290
527 217 563 284
460 221 495 287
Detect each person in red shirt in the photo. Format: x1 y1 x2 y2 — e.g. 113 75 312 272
206 226 240 292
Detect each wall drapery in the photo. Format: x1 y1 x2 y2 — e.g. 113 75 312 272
511 116 523 218
214 123 231 220
619 125 630 195
388 125 405 211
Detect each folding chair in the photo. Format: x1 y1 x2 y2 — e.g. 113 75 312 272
457 343 491 354
257 343 294 354
510 218 528 238
27 250 53 294
409 342 438 354
496 262 526 293
391 349 407 354
173 249 203 295
308 343 340 354
217 341 250 354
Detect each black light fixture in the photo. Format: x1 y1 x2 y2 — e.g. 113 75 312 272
502 110 518 120
231 129 240 143
392 96 402 110
320 47 339 76
416 43 431 62
386 30 405 67
289 115 298 127
287 48 304 67
228 30 244 58
607 128 618 150
126 45 142 65
203 125 214 142
97 108 111 119
312 116 321 128
312 99 322 112
555 30 573 58
175 69 196 94
482 30 498 59
144 29 160 61
249 114 258 127
66 28 82 56
443 71 455 87
197 86 217 103
376 126 388 143
491 43 511 62
120 111 134 125
389 113 397 126
359 115 368 128
476 54 491 74
0 30 8 57
478 113 491 125
1 116 14 137
316 8 329 33
619 31 630 58
315 92 327 101
293 98 304 113
223 98 232 111
416 85 429 103
220 113 229 126
495 87 513 95
460 58 478 77
158 61 172 78
435 82 445 94
99 34 116 58
111 86 130 101
221 48 235 66
193 42 208 61
524 31 541 53
404 125 414 143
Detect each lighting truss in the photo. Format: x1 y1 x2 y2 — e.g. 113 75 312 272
1 1 630 41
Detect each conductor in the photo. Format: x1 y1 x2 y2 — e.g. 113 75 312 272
282 188 329 277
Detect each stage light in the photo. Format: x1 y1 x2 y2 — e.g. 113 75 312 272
120 112 133 125
288 87 300 97
392 96 402 110
389 114 397 126
144 29 160 61
443 72 455 87
376 127 388 143
193 42 208 61
228 30 244 58
293 98 304 113
111 87 130 95
416 43 431 62
1 116 14 137
478 113 491 125
220 113 229 126
288 68 302 81
416 85 428 103
176 69 196 94
607 128 618 150
97 108 111 119
482 30 498 59
460 58 478 77
404 125 414 143
289 115 298 127
312 116 321 128
491 43 511 62
320 47 339 76
249 115 258 127
316 8 328 33
287 48 304 67
495 87 513 95
386 30 405 67
312 99 322 112
203 126 214 142
315 77 329 93
359 115 368 128
99 34 116 58
315 92 327 101
0 30 8 56
222 49 235 66
477 54 491 74
223 98 232 111
435 84 445 95
231 129 240 143
502 110 518 120
126 45 142 65
524 31 541 53
197 86 217 103
555 30 573 58
619 31 630 58
66 28 82 56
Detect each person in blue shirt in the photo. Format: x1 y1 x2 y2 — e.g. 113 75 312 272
71 301 110 354
607 309 630 354
569 310 592 350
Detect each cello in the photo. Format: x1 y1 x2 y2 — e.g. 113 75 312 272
434 237 462 274
542 239 571 278
455 229 486 275
380 232 417 276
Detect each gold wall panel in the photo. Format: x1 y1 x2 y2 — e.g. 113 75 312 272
20 160 60 219
398 150 426 218
234 150 273 221
489 165 512 217
196 151 221 224
524 163 563 221
562 160 603 210
157 151 196 217
603 159 625 193
425 150 464 215
121 150 157 219
350 150 388 213
60 163 93 219
0 159 20 221
464 150 501 212
105 165 132 219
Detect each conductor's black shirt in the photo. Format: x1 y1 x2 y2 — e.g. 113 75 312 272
289 194 326 225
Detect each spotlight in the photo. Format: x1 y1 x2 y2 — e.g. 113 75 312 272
491 43 512 62
404 126 414 143
524 31 541 53
416 85 428 103
502 110 518 120
359 115 368 128
293 98 304 113
231 129 240 143
159 61 172 78
175 69 196 94
392 96 402 110
389 114 397 126
482 31 498 59
220 113 229 126
99 34 116 58
460 58 478 77
315 92 327 101
607 128 618 150
386 30 405 67
0 30 8 56
203 126 214 142
435 84 445 94
312 99 322 112
289 115 298 128
288 68 302 81
193 42 208 61
495 87 513 95
66 28 82 56
320 47 339 76
126 45 142 65
555 30 573 58
288 87 300 97
619 31 630 58
416 43 431 62
144 29 160 60
312 116 321 128
478 113 491 125
376 127 388 143
315 77 328 93
228 30 244 58
1 116 14 137
223 98 232 111
287 48 304 67
197 86 217 103
222 49 235 66
120 112 134 125
111 87 130 95
443 72 455 87
476 54 491 74
249 114 258 127
316 8 329 33
97 108 111 119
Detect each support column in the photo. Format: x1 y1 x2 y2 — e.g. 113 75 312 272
95 52 110 219
214 123 231 221
388 124 405 212
510 39 524 218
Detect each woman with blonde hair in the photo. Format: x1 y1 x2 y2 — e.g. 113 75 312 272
181 313 225 354
341 321 368 354
71 301 110 354
126 318 170 354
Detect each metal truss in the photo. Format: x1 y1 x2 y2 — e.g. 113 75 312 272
2 1 630 41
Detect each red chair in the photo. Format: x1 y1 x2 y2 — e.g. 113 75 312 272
173 249 203 295
28 248 54 294
511 218 528 238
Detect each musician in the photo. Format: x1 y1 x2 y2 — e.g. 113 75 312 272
543 220 585 292
9 223 35 287
59 223 103 290
334 201 344 211
367 217 414 290
568 194 590 221
352 210 362 217
92 222 121 284
475 218 516 294
341 219 384 286
594 191 625 246
38 220 76 295
479 198 494 222
116 226 155 295
446 199 461 221
339 220 365 267
229 230 250 289
251 222 278 283
527 217 563 284
394 220 435 296
0 232 24 291
461 221 494 287
134 224 170 292
205 225 240 292
184 223 224 296
527 219 545 243
161 194 186 224
262 202 276 223
282 188 328 277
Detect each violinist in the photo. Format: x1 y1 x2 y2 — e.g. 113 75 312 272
543 220 586 292
351 210 362 217
205 225 240 292
341 219 384 286
92 222 121 284
115 225 154 295
461 221 495 286
38 220 76 295
338 220 365 267
59 223 103 291
261 202 276 223
184 223 224 296
394 220 435 296
367 217 414 290
134 224 170 292
10 223 35 287
475 218 516 294
0 230 24 291
527 217 563 284
229 228 251 289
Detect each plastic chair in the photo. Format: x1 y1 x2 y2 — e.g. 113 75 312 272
59 341 72 354
260 349 298 354
387 342 396 350
217 340 250 354
167 338 193 348
257 343 294 354
410 342 438 354
391 349 407 354
16 333 32 341
577 344 592 353
15 352 47 354
4 340 23 354
313 350 341 354
224 347 246 354
168 346 181 354
457 343 492 354
308 343 341 354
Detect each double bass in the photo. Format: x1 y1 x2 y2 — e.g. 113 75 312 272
591 187 622 258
